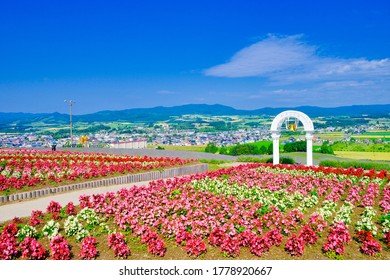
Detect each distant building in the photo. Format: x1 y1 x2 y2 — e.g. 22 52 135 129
110 139 147 149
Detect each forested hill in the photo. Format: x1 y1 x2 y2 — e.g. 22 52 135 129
1 103 389 125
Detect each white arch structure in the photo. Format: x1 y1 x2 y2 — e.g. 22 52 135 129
270 110 314 166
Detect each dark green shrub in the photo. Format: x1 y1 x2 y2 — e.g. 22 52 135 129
319 160 390 171
280 157 295 164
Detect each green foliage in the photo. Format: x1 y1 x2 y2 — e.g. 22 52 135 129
320 141 334 154
283 141 306 153
217 141 273 156
209 121 230 131
379 212 390 224
379 212 390 233
267 143 273 155
237 156 269 163
199 159 230 164
324 250 344 260
205 142 218 153
230 143 256 156
60 207 69 219
309 190 319 197
170 189 182 199
235 224 246 234
256 205 272 217
259 145 267 155
156 146 165 150
319 160 390 171
219 147 228 154
265 157 295 164
176 209 188 216
330 141 390 152
280 157 295 164
221 141 273 156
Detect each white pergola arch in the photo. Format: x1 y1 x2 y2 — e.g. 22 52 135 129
270 110 314 166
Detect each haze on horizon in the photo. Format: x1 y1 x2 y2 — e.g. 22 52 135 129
0 0 389 114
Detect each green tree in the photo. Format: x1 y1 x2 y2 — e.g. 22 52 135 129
283 141 306 152
259 145 267 155
284 142 294 152
267 143 273 155
320 142 334 154
219 147 228 155
205 142 218 153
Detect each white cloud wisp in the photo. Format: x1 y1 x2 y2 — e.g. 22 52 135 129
204 34 390 83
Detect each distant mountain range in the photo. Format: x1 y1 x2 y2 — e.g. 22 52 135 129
1 104 389 125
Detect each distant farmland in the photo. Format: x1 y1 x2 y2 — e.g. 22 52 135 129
334 151 390 161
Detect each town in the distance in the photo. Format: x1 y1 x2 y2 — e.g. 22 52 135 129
0 104 389 163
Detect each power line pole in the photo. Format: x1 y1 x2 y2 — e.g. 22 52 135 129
64 99 75 148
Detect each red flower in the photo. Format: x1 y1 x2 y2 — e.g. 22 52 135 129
360 239 382 256
46 200 62 214
186 237 207 257
299 225 318 245
78 236 98 260
19 237 47 260
50 236 71 260
285 234 305 257
65 202 77 216
220 236 240 257
107 233 131 258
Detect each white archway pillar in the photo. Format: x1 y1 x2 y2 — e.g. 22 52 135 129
272 132 281 164
305 131 314 166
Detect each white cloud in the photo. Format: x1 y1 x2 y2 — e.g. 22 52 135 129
204 34 390 83
205 35 316 78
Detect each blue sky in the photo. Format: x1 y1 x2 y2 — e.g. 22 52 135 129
0 0 389 114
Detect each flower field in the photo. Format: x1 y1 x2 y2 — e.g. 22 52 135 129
0 149 196 193
1 163 390 260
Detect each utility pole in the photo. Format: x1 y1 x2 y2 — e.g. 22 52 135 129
64 99 75 147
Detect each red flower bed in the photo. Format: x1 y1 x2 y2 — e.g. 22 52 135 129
1 163 389 260
0 149 197 192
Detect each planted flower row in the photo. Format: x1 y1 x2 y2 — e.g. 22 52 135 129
0 149 196 191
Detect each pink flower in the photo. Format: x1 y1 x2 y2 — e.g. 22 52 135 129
78 236 98 260
323 222 351 256
46 200 62 214
147 238 166 257
107 233 131 258
19 237 47 260
237 230 258 247
65 202 77 216
299 225 318 245
208 227 227 247
220 236 240 257
141 228 166 257
360 239 382 256
186 236 207 257
30 210 44 226
50 236 71 260
308 213 328 233
266 228 283 247
285 234 305 256
250 235 272 257
384 232 390 247
0 223 19 260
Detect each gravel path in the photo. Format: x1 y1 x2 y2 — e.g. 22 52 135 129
0 180 152 223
